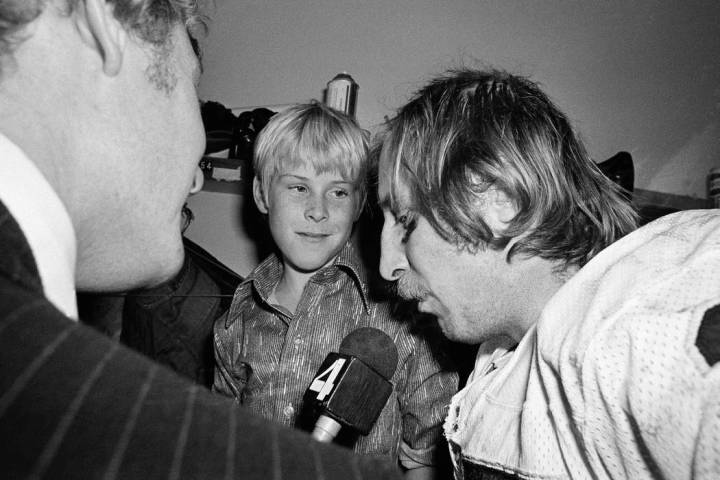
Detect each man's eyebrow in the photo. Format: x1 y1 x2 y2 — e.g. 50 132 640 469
379 197 408 218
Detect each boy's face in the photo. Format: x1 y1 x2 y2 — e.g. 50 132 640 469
254 161 362 275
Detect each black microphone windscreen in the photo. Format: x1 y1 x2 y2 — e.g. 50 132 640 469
338 327 398 380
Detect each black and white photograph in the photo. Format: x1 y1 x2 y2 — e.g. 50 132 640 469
1 1 718 479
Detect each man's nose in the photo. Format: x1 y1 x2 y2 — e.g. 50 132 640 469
379 220 408 281
305 194 328 222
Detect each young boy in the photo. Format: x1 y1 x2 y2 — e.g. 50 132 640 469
213 102 457 475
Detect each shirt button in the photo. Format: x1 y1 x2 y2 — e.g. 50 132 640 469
283 404 295 418
293 337 303 346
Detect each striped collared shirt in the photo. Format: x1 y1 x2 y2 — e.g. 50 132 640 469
214 242 458 468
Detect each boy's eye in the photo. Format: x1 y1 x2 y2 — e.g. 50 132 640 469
289 185 307 193
330 188 349 199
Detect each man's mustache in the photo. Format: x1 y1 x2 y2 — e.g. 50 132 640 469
394 274 430 301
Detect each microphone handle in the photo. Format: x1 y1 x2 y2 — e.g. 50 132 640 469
312 415 342 443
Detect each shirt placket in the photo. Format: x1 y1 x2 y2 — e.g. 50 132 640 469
271 282 322 426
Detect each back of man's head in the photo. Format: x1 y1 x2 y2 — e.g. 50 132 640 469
380 68 638 269
0 2 42 61
0 0 208 292
0 0 203 72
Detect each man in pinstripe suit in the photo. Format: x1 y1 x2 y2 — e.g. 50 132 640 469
0 1 400 478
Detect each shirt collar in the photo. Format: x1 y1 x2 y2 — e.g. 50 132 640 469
240 240 371 313
332 240 371 312
0 132 78 319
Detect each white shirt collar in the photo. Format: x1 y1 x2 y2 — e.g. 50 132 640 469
0 132 78 320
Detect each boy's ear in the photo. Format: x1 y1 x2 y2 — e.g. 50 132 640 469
75 0 126 76
253 177 269 214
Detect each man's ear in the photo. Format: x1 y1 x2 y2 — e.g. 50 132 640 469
482 187 517 235
253 177 269 214
75 0 126 76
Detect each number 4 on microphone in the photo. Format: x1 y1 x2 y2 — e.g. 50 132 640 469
308 357 347 401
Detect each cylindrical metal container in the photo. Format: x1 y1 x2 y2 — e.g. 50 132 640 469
325 72 358 117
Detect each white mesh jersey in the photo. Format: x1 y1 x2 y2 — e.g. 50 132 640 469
445 209 720 479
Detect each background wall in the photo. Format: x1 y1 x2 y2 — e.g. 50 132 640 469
187 0 720 275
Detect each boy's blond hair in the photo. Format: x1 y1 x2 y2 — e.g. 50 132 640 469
253 101 369 206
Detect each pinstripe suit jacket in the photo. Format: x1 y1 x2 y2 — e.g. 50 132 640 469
0 200 401 479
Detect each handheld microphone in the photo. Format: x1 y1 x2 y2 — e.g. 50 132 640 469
303 327 399 442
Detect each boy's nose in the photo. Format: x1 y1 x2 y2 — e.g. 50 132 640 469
305 195 329 222
379 219 408 281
